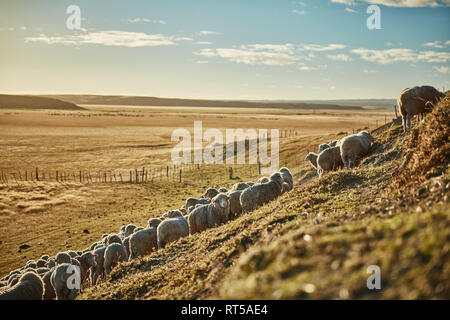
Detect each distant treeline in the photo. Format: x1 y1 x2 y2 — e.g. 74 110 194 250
0 95 83 110
41 94 365 110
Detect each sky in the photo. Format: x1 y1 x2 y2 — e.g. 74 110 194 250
0 0 449 100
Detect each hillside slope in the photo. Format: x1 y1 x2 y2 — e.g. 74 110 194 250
79 94 449 300
0 94 83 110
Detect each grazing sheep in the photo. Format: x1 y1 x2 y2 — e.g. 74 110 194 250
40 255 49 261
50 264 79 300
203 187 220 199
246 181 255 186
148 218 162 228
42 270 56 300
179 207 187 215
55 252 72 265
188 193 230 234
231 182 250 191
162 209 183 219
103 243 128 278
227 190 243 220
7 274 20 287
35 267 49 275
318 143 330 153
122 236 131 259
74 252 97 285
340 131 374 168
122 224 137 237
0 272 44 300
129 227 158 260
279 167 293 191
185 198 211 214
398 85 445 131
218 187 228 193
36 259 47 268
46 258 56 269
329 140 339 147
305 152 319 169
90 247 106 286
67 250 78 258
317 146 344 178
257 176 269 184
157 215 189 248
104 234 123 247
240 172 283 213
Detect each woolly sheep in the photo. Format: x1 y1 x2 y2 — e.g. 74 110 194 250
42 269 56 300
103 243 128 278
240 172 283 213
0 272 44 300
218 187 228 193
36 259 47 268
148 218 162 228
157 215 189 248
203 188 220 199
279 167 293 191
7 274 20 287
123 236 131 259
90 247 106 286
55 252 71 265
305 152 319 169
74 252 97 286
162 209 183 219
318 143 330 153
231 182 250 191
188 193 230 234
227 190 243 220
257 176 269 184
339 131 374 168
104 234 123 247
67 250 78 258
329 140 339 147
246 181 255 186
46 258 56 269
129 227 158 260
40 255 49 261
50 263 79 300
123 224 137 237
185 198 211 214
317 146 344 178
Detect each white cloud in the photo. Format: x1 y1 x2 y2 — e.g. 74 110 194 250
292 9 307 14
127 18 166 24
423 40 447 48
194 47 298 66
327 53 353 61
331 0 356 4
20 26 27 30
195 60 209 64
363 69 378 73
433 66 450 74
351 47 450 64
345 7 358 12
297 63 328 71
196 41 212 45
198 30 221 36
301 44 346 51
25 30 179 47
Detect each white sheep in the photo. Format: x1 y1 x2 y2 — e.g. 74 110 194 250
55 252 71 265
240 172 283 213
104 234 123 246
202 187 220 199
148 218 162 228
305 152 319 169
42 269 56 300
339 131 374 168
129 227 158 260
279 167 293 191
103 243 128 278
317 146 344 178
0 272 44 300
157 213 189 248
227 190 243 220
90 246 106 286
188 193 230 234
50 263 79 300
231 182 250 191
218 187 228 193
318 143 330 153
257 176 269 184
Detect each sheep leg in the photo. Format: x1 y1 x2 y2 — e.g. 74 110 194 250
406 114 412 131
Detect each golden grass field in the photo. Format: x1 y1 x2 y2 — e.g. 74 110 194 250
0 105 393 278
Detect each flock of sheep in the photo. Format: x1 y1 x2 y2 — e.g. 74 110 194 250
0 167 294 300
0 84 444 300
304 130 375 178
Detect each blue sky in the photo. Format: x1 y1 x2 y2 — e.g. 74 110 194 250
0 0 449 99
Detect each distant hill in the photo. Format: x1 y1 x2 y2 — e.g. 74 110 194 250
41 94 364 110
0 95 83 110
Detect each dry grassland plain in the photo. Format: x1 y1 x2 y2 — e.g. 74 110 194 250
0 105 392 277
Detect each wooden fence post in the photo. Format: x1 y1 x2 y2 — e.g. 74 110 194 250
179 169 182 182
394 105 398 118
258 161 261 175
229 167 233 179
